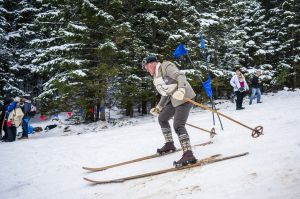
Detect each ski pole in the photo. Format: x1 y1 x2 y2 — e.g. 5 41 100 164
170 117 216 138
153 111 216 138
184 98 263 138
184 121 216 138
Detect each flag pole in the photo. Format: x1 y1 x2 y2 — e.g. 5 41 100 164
199 32 224 130
186 54 203 84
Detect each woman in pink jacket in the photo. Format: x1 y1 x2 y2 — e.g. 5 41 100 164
230 68 249 110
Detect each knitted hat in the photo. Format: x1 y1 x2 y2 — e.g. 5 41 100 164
142 55 158 69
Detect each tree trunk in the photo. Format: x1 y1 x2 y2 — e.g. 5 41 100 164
141 100 147 115
126 101 133 117
100 99 106 121
95 104 100 121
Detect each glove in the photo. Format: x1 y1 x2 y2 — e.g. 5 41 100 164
238 87 245 92
172 88 185 100
6 120 12 127
14 97 21 102
150 106 162 116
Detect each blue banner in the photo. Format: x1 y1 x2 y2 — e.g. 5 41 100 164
200 33 205 49
202 78 213 97
173 43 187 58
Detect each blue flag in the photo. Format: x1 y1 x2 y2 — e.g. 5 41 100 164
200 33 205 49
173 43 187 58
202 77 213 97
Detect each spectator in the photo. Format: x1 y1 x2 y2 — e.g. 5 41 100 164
230 68 249 110
249 70 263 105
0 97 13 141
5 97 24 142
19 95 32 140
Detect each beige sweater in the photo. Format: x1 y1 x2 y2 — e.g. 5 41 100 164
154 61 196 108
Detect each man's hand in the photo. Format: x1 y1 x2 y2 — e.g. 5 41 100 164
172 88 185 100
150 106 162 116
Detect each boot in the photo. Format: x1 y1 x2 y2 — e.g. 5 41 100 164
174 135 197 167
18 136 29 140
173 150 197 168
157 142 176 155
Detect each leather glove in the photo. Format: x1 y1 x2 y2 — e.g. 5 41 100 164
14 97 21 102
150 106 162 116
172 88 185 100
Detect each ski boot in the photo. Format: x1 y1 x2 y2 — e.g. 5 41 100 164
157 142 176 155
173 150 197 168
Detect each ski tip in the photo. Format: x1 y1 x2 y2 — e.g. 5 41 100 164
83 177 96 183
82 166 107 172
83 177 125 184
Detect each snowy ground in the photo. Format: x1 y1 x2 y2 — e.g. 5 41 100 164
1 90 300 199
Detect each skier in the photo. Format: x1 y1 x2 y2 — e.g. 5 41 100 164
142 55 197 167
230 68 249 110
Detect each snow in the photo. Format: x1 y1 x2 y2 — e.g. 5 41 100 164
255 49 266 55
71 69 86 77
1 90 300 199
245 40 256 47
99 41 117 50
198 19 219 27
49 43 81 52
69 23 88 31
168 34 182 40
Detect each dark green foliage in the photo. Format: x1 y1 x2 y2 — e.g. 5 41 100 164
0 0 299 119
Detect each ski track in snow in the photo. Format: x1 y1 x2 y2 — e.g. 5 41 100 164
0 90 300 199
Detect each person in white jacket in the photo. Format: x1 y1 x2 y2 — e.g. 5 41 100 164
230 68 249 110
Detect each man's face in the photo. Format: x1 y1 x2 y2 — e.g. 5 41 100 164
256 71 261 76
145 62 156 76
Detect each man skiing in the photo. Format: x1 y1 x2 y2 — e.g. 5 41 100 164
142 55 197 167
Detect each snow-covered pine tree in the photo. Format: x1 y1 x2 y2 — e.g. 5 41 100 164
0 0 39 97
31 0 118 120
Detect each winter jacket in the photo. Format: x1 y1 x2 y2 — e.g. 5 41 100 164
154 61 196 108
6 101 17 114
251 76 260 89
8 107 24 127
230 75 249 92
21 100 31 117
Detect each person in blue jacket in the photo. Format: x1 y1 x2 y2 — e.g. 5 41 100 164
19 95 32 140
4 97 20 142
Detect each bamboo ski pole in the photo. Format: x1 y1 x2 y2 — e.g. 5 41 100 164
184 98 263 138
170 117 216 138
152 111 216 138
184 121 216 138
